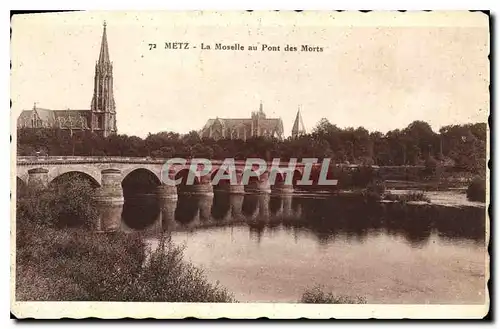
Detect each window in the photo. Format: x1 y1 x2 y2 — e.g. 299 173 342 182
97 116 103 129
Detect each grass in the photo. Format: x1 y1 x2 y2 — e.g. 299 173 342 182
300 285 366 304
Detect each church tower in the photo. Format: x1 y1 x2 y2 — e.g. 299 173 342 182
90 21 117 137
291 107 306 138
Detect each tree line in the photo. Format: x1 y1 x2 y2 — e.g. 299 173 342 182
17 119 487 174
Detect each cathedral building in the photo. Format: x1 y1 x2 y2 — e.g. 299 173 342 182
199 102 285 140
17 22 117 138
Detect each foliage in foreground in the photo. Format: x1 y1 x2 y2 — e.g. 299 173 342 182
16 225 235 302
466 177 486 202
16 175 98 229
300 285 366 304
129 237 235 302
16 179 235 302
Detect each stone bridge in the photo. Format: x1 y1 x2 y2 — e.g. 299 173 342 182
16 156 332 204
118 194 302 235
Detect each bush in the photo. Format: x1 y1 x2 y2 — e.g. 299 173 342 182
16 227 235 302
351 166 376 188
364 179 386 201
300 285 366 304
384 191 430 203
467 177 486 202
16 226 145 301
17 176 98 229
422 156 444 180
129 236 235 302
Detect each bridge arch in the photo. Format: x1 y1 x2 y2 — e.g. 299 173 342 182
121 166 161 184
242 168 268 184
175 195 200 225
49 171 101 188
175 168 201 185
121 168 162 198
48 167 101 187
210 167 243 187
121 200 161 230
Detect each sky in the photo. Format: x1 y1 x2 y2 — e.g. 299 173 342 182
11 11 489 138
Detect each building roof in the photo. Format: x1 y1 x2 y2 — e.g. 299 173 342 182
17 107 90 129
202 117 283 133
292 109 306 135
54 110 91 129
17 110 35 126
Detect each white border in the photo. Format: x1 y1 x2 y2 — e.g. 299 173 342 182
4 1 497 325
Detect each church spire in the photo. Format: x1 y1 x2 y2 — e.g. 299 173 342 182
291 106 306 138
98 21 110 65
91 21 116 137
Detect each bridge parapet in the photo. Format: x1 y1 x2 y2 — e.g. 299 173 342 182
17 156 310 168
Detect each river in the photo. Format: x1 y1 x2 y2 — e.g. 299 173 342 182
103 191 487 304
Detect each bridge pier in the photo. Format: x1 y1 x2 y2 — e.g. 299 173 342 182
215 182 246 194
229 194 244 218
93 169 124 232
199 195 214 222
94 202 123 232
160 198 177 232
94 168 124 205
272 194 294 218
179 182 214 196
257 194 271 219
27 168 49 189
271 182 294 195
244 171 271 194
245 180 271 194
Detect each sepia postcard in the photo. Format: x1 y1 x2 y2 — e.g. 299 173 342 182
10 10 490 319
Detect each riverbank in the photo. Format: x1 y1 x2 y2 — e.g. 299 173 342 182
384 189 486 208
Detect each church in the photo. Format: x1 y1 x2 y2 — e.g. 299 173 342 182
199 102 284 140
199 103 306 140
17 22 117 138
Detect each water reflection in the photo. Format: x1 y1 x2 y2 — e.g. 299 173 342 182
114 191 485 247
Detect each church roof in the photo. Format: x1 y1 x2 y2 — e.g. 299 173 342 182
35 108 56 125
259 118 283 131
54 110 91 129
17 107 90 129
202 117 283 133
17 110 34 127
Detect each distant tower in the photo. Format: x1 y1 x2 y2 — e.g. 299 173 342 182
291 106 306 138
251 101 266 137
90 21 117 137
